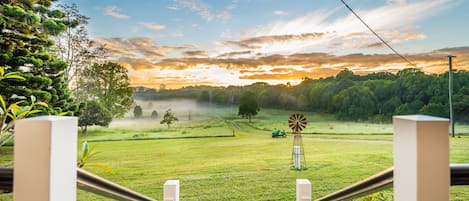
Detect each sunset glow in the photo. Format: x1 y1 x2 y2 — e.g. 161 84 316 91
61 0 469 89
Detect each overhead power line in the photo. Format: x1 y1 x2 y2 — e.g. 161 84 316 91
340 0 417 68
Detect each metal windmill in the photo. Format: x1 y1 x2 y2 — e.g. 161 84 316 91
288 114 307 170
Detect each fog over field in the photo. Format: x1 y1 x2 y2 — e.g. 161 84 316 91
109 99 234 128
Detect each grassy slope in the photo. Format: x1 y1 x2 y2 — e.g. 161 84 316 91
75 130 395 200
1 108 468 200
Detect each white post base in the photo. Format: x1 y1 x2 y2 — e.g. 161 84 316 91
164 180 180 201
14 116 77 201
296 179 311 201
393 115 449 201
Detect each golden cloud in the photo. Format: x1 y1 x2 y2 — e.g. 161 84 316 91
223 32 326 49
217 50 252 57
182 50 209 57
94 37 198 70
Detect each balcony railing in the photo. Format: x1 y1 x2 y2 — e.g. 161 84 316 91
316 164 469 201
0 115 464 201
0 167 156 200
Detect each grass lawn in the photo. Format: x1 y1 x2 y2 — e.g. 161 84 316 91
1 107 468 200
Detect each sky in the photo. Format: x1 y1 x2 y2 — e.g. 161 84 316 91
59 0 469 89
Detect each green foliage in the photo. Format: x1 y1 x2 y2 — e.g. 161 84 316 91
134 69 469 122
0 66 48 146
333 86 377 121
78 100 112 135
160 109 178 128
77 141 114 174
134 105 143 118
420 103 448 118
197 90 210 102
151 110 158 118
238 91 260 122
0 1 78 117
357 192 390 201
81 62 133 119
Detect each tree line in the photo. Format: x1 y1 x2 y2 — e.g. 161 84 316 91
0 1 133 138
134 69 469 123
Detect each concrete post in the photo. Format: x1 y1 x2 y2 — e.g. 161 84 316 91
164 180 179 201
296 179 311 201
393 115 449 201
13 116 77 201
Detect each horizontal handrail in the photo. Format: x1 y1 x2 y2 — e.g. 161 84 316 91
316 164 469 201
0 168 13 193
315 167 393 201
0 168 156 201
2 164 469 200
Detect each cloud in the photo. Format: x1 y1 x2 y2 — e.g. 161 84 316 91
93 37 197 70
122 45 469 88
169 0 214 21
221 0 450 55
217 11 231 20
223 32 326 49
140 46 469 74
341 30 427 49
169 0 234 21
273 10 288 16
103 6 130 19
183 50 209 57
139 22 166 31
217 50 253 58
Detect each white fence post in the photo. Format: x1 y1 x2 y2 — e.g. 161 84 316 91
296 179 311 201
164 180 179 201
393 115 449 201
13 116 78 201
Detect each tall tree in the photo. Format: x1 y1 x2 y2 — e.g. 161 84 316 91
0 0 78 116
238 91 260 122
51 4 107 101
81 62 133 118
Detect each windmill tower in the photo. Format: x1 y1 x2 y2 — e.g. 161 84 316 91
288 114 307 170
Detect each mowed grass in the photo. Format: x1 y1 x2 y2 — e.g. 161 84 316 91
1 106 469 200
81 118 234 142
75 130 395 200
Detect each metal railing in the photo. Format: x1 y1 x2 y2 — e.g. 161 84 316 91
316 164 469 201
0 168 156 201
0 168 13 193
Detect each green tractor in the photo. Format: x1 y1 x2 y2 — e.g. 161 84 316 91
272 129 286 138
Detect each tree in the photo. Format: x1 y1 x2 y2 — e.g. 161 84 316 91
51 4 107 101
134 105 142 118
238 91 260 122
81 62 133 118
420 103 448 118
78 100 112 135
197 90 210 103
52 4 90 86
0 1 78 116
151 110 158 118
0 67 48 146
332 86 377 121
160 109 178 128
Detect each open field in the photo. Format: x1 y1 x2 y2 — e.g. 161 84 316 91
1 102 469 200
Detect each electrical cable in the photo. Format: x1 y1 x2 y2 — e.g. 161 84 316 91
340 0 417 68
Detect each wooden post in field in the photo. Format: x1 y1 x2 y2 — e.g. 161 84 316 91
14 116 78 201
296 179 311 201
393 115 449 201
164 180 179 201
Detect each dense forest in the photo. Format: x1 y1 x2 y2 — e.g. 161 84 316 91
134 69 469 123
